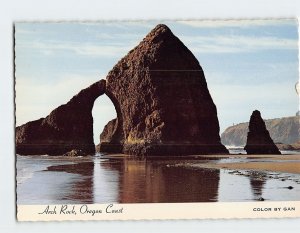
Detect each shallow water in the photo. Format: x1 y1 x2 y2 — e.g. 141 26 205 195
228 148 300 155
16 154 300 204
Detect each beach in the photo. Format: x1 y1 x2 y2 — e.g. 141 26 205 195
182 154 300 174
17 152 300 204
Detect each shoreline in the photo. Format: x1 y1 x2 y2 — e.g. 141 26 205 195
191 161 300 174
17 153 300 174
184 154 300 174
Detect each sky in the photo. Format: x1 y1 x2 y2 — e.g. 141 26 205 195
15 19 299 144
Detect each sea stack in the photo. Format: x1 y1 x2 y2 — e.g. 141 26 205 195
100 24 228 156
244 110 281 154
16 80 106 155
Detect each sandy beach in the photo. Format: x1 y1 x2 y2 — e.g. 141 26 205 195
188 154 300 174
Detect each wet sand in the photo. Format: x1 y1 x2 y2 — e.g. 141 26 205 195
101 153 300 174
17 153 300 204
189 154 300 174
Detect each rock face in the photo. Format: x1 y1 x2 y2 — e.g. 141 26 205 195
244 110 281 154
276 141 300 151
221 115 300 146
100 24 228 155
97 118 123 153
63 149 86 157
16 80 106 155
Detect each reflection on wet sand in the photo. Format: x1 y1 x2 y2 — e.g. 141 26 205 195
101 158 220 203
249 172 267 199
20 155 299 204
47 162 94 203
45 158 220 203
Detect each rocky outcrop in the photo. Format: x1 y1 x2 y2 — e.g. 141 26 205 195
276 141 300 151
97 118 123 153
244 110 281 154
63 149 86 157
221 115 300 146
16 80 106 155
100 24 228 156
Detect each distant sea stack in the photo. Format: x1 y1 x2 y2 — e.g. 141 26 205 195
221 115 300 146
100 24 228 155
244 110 281 154
16 80 106 155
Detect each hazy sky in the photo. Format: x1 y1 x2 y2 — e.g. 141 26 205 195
15 19 299 144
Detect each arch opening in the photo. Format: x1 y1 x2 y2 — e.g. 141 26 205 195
92 94 117 145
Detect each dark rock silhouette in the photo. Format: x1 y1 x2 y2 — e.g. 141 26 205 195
16 80 106 155
101 24 228 155
244 110 281 154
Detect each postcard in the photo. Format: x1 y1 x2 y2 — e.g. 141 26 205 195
15 19 300 221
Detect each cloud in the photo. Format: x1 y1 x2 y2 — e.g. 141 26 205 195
179 34 297 54
95 32 145 42
14 27 34 35
211 82 296 104
204 61 299 86
16 40 135 58
177 19 296 28
16 32 297 58
209 81 298 131
78 21 155 30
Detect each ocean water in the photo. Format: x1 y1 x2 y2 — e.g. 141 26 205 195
227 146 300 155
16 154 300 204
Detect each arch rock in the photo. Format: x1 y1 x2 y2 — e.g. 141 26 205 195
16 80 106 155
16 24 229 157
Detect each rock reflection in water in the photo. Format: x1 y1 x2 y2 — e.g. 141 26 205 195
249 172 267 199
46 158 220 203
18 155 300 204
101 158 220 203
46 162 95 203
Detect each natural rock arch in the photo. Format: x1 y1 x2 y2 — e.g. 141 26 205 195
16 80 107 155
16 24 229 156
95 88 124 154
16 78 125 156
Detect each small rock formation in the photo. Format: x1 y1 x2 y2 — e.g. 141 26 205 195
63 149 85 157
275 142 300 151
97 118 123 153
244 110 281 154
221 115 300 146
16 80 106 155
100 24 228 156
